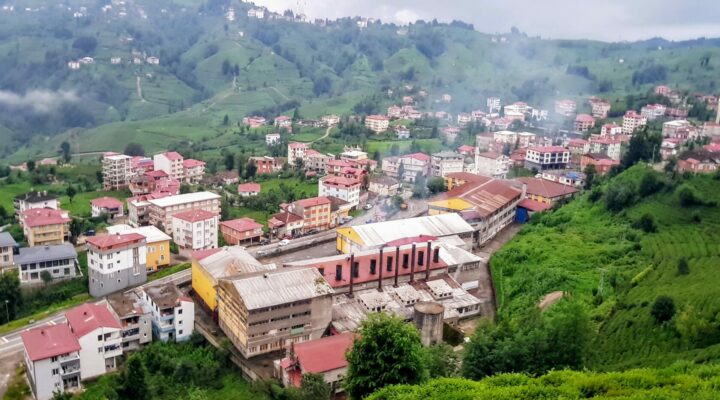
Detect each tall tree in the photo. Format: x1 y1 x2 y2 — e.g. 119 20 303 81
60 141 72 163
224 153 235 171
345 313 428 399
124 142 145 157
121 356 149 400
245 160 257 179
26 160 36 172
66 186 77 203
0 271 21 323
299 373 331 400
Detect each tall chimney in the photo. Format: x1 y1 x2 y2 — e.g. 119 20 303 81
348 254 355 297
394 246 400 287
377 247 384 291
425 241 432 281
409 244 416 282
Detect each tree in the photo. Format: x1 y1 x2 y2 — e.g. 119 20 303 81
299 373 331 400
397 162 406 181
124 142 145 156
651 296 676 324
391 195 404 209
604 182 636 212
345 313 428 399
69 218 84 243
222 114 229 126
26 160 36 172
664 157 677 174
621 128 662 168
60 141 71 163
678 185 702 207
66 186 77 203
0 271 21 323
120 356 149 400
221 196 230 221
677 257 690 275
426 177 446 194
412 173 428 198
583 164 596 190
96 170 103 184
634 213 657 233
423 343 460 379
639 172 661 197
224 153 235 171
40 270 53 286
245 160 257 179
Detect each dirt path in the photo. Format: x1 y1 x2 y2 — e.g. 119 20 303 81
136 76 146 102
267 86 290 101
311 126 333 143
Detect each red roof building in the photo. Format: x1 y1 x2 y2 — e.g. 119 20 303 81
457 145 475 156
20 324 80 362
86 233 146 251
515 177 579 204
238 182 261 196
220 217 264 245
65 303 122 338
279 333 355 390
173 209 218 223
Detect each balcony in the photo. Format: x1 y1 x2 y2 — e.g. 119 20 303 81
104 344 122 357
122 327 140 339
59 353 80 364
61 362 80 376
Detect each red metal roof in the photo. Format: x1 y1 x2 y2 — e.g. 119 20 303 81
173 209 218 223
183 159 206 168
21 324 80 361
575 114 595 123
404 152 431 162
145 170 168 179
528 146 568 153
86 233 145 250
221 217 263 232
518 198 552 212
446 172 492 184
238 183 261 193
294 196 331 208
516 177 579 199
66 303 121 338
294 333 355 374
288 142 309 149
191 247 222 261
20 208 71 227
162 151 183 161
91 196 123 209
322 176 361 188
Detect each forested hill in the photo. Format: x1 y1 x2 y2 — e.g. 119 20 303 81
1 0 720 160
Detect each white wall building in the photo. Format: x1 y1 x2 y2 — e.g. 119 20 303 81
431 151 465 177
153 151 185 181
102 153 133 190
65 304 123 381
318 176 361 208
141 284 195 342
171 209 219 252
21 325 81 400
475 152 510 178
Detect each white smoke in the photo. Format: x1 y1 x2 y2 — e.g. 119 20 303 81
0 89 79 113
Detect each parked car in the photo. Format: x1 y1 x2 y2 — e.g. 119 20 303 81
363 204 374 210
279 239 290 246
259 239 271 245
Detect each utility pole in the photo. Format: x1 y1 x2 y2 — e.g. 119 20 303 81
4 300 8 323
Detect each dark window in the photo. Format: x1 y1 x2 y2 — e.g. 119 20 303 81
335 264 342 281
417 251 424 266
352 262 359 278
402 254 409 268
386 256 393 272
433 248 440 263
318 267 324 276
370 259 377 275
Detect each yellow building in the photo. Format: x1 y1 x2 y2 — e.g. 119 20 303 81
20 209 70 247
191 246 273 312
106 225 171 271
427 198 474 216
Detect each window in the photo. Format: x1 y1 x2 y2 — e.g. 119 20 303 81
52 368 59 375
51 356 58 362
370 259 377 275
98 347 103 353
178 309 183 315
417 251 424 266
402 254 409 268
178 330 183 335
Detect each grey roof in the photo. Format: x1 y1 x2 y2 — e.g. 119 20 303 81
14 191 58 203
432 151 463 159
223 268 333 310
199 246 275 282
345 214 474 247
15 244 77 265
0 232 18 248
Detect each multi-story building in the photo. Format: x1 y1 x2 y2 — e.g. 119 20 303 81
90 197 124 219
105 225 171 271
102 153 133 190
381 153 431 183
601 123 623 136
274 115 292 129
20 208 71 247
580 153 619 175
486 97 501 113
514 177 579 205
517 132 536 148
588 98 611 119
15 244 77 285
318 176 361 208
622 111 647 134
475 152 510 178
86 233 147 297
589 136 622 161
430 151 464 177
65 303 123 380
641 104 667 120
387 105 402 118
266 133 281 145
288 142 309 167
284 197 332 233
322 115 340 126
220 218 264 245
153 151 185 181
554 99 577 117
574 114 596 132
107 292 152 351
217 268 334 358
524 146 571 171
365 115 390 133
0 232 17 270
146 191 222 234
14 191 59 215
304 150 333 174
249 156 282 175
20 324 81 400
677 149 720 173
140 284 194 342
182 159 206 184
368 176 400 197
663 120 698 140
171 210 219 253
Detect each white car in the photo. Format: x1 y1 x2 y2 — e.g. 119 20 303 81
279 239 290 246
363 204 374 210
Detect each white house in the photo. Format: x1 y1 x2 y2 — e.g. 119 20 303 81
141 284 195 342
90 197 124 218
319 176 361 209
266 133 281 145
153 151 185 181
14 191 59 214
171 209 218 253
475 151 510 179
430 151 464 177
65 303 122 381
21 325 81 400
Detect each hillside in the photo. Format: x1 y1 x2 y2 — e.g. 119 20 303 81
1 0 720 161
490 165 720 370
368 363 720 399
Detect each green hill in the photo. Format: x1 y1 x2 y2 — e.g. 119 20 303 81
1 0 720 161
490 165 720 370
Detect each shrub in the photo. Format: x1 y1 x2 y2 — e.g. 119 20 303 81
605 182 636 212
678 185 702 207
639 172 662 197
633 213 657 233
677 257 690 275
651 296 676 324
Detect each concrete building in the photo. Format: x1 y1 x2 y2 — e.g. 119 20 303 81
277 332 354 392
0 232 17 270
368 176 400 197
365 115 390 133
65 303 123 380
287 142 309 167
146 191 222 234
107 292 152 351
105 225 171 271
580 153 620 175
86 233 147 297
220 218 264 245
381 153 431 183
589 136 622 161
589 98 611 119
182 159 206 184
318 176 361 208
217 268 334 358
238 183 261 197
663 120 698 140
20 208 71 247
14 191 59 215
171 210 219 253
282 197 333 233
15 244 77 285
20 325 81 400
250 156 282 175
514 177 579 205
601 123 624 136
414 302 444 346
140 284 195 342
487 97 501 113
641 104 667 120
622 111 647 134
524 146 571 171
475 152 510 178
431 151 464 177
102 153 133 190
574 114 596 132
554 99 576 117
91 197 124 219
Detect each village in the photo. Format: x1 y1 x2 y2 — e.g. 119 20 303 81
1 80 719 400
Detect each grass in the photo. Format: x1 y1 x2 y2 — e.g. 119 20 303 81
148 262 191 282
3 366 31 400
59 191 127 217
0 293 91 336
229 207 271 226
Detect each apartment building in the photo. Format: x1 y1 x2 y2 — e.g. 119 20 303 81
102 153 133 190
304 150 333 174
65 303 123 380
171 209 219 253
554 99 577 117
622 111 647 134
381 153 430 183
107 292 152 351
365 115 390 133
322 115 340 126
91 197 124 219
20 208 71 247
663 120 698 140
574 114 596 132
183 159 206 184
475 151 510 179
589 98 611 119
641 104 667 120
153 151 185 181
589 136 622 161
368 176 400 197
318 176 361 208
140 284 195 342
21 325 81 400
0 232 17 270
284 197 332 233
601 123 623 136
486 97 501 113
524 146 571 171
287 142 309 167
146 191 222 234
86 233 147 297
14 191 59 215
431 151 464 177
249 156 282 175
217 268 334 358
106 225 171 271
15 244 77 285
221 218 264 245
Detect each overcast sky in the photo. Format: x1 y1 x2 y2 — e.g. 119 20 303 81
252 0 720 42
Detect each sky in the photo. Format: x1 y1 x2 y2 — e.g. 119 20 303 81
251 0 720 42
